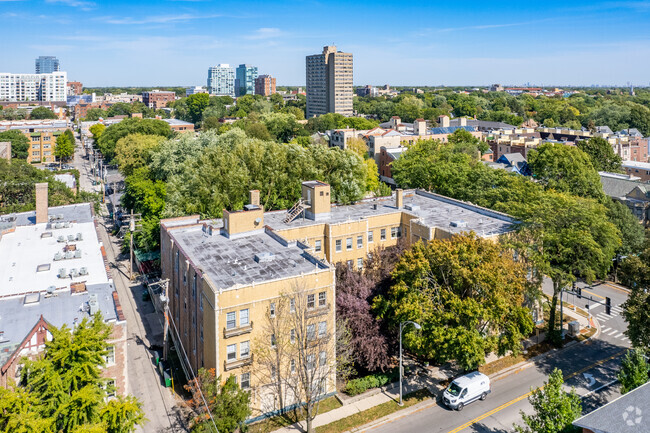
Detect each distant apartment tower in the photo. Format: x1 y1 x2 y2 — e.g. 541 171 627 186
142 90 175 109
207 64 235 97
0 72 67 102
306 45 353 118
254 75 276 96
186 86 208 97
67 81 83 96
235 64 258 96
35 56 60 74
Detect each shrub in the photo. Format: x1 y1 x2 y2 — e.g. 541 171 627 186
344 369 399 396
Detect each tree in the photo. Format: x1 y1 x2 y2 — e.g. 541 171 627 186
106 103 133 118
186 93 210 124
621 235 650 349
576 137 622 172
253 287 338 433
514 369 582 433
630 103 650 136
0 129 29 159
374 233 535 370
0 314 147 433
528 142 605 200
605 200 645 256
85 108 107 121
185 370 250 433
346 137 369 158
114 133 165 176
618 349 649 394
202 116 220 131
30 106 58 119
97 118 173 162
55 133 75 162
89 123 106 141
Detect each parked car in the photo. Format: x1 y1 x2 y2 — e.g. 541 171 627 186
443 371 491 411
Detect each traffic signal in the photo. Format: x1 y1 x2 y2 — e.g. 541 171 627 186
606 297 611 315
576 287 582 299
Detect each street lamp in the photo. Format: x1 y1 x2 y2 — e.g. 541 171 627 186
399 320 421 406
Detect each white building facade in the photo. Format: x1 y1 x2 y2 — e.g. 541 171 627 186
0 72 67 102
207 64 235 97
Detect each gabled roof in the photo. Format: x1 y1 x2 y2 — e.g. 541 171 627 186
499 153 526 165
574 382 650 433
600 173 649 198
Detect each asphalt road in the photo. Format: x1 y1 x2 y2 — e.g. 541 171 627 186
363 281 631 433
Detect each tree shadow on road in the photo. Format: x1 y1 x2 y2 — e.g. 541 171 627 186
468 422 510 433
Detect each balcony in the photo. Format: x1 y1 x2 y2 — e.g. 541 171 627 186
224 354 253 372
223 321 253 339
306 303 330 319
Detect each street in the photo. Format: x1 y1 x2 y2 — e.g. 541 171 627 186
73 135 188 432
362 282 631 433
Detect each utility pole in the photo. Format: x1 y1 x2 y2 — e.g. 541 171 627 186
121 210 141 281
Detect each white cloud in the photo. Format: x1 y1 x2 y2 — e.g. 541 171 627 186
245 27 283 40
100 13 221 25
45 0 96 11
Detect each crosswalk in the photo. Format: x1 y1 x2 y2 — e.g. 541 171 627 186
592 304 624 323
599 325 629 343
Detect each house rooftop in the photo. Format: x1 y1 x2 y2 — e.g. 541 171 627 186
622 160 650 170
165 224 329 291
0 203 108 299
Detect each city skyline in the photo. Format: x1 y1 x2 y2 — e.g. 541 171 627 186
2 0 650 87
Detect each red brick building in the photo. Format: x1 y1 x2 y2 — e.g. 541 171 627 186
254 75 276 96
142 91 176 109
67 81 83 96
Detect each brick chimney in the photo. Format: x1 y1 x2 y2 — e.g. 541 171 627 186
249 190 260 207
395 188 403 209
35 183 48 224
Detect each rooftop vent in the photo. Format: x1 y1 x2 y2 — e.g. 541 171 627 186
254 252 275 263
46 285 56 295
54 252 63 261
58 268 67 279
76 232 83 241
404 204 420 211
79 267 88 275
244 204 260 211
450 220 468 228
24 293 40 305
88 294 99 315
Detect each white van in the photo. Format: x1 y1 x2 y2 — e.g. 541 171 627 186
442 371 491 411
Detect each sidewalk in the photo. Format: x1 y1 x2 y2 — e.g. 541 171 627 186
271 364 444 433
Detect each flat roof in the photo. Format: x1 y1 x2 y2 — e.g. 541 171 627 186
167 225 329 290
622 160 650 170
0 282 118 367
264 189 514 237
0 204 109 298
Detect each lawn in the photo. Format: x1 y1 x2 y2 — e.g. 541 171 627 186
249 396 343 433
315 389 432 433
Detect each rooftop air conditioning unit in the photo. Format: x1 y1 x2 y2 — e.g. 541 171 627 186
404 204 420 211
88 294 99 315
255 252 275 263
76 232 83 241
58 268 67 279
450 220 468 228
79 267 88 275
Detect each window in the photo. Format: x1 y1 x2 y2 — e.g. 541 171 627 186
199 295 203 311
307 324 316 340
290 359 296 374
318 292 326 307
200 324 203 342
368 231 373 243
346 237 353 251
335 239 342 252
227 344 237 361
105 345 115 365
240 309 249 327
271 334 276 348
320 350 327 367
240 341 250 358
357 258 363 270
226 312 236 329
291 328 296 344
380 229 386 240
105 379 116 398
192 274 197 299
318 321 327 338
307 294 315 309
347 260 353 270
307 354 315 370
315 240 322 253
241 372 250 390
391 227 398 239
269 302 276 318
290 298 295 313
183 271 186 284
357 235 363 249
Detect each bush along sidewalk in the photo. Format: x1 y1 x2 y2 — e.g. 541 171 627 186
343 368 399 396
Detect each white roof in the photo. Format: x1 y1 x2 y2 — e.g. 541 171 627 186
452 371 489 387
622 160 650 170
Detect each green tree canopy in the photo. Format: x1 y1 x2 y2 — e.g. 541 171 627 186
89 123 106 141
55 133 75 162
114 133 165 177
528 142 605 200
374 233 535 369
30 106 58 120
97 118 173 162
84 108 107 121
618 348 649 394
576 137 622 172
186 93 210 124
605 200 646 256
514 368 582 433
0 129 29 159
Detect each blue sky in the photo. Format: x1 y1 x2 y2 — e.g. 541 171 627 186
2 0 650 86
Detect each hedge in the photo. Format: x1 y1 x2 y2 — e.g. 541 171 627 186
344 368 399 396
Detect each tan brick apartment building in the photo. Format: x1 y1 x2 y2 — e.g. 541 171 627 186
160 181 514 418
306 46 353 117
0 119 70 163
255 75 276 96
142 90 176 109
0 185 127 393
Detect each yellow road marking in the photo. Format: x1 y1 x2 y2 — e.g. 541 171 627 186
445 350 626 433
583 289 604 300
601 282 630 295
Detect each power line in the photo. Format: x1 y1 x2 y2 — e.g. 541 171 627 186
166 306 220 433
